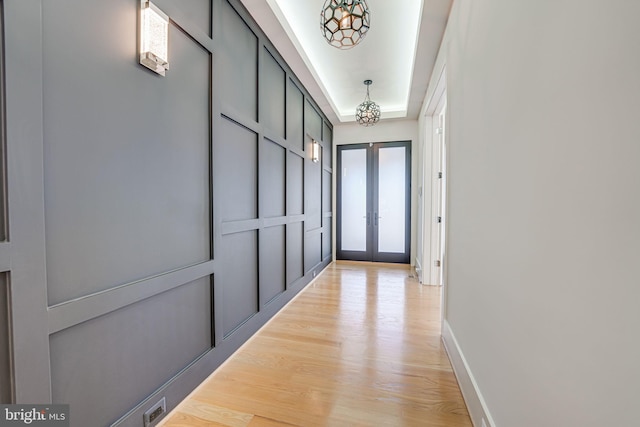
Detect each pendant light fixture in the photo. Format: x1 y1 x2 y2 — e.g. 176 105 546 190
355 80 380 126
321 0 371 50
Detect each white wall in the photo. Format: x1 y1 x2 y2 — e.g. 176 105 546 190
429 0 640 426
333 119 418 146
332 120 419 263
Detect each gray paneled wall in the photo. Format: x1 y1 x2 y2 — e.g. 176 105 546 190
219 1 258 120
322 123 333 261
50 278 212 425
0 274 11 404
305 102 323 232
0 0 6 243
323 122 333 169
260 226 286 304
2 0 332 426
261 139 286 218
262 51 286 140
214 0 332 335
42 0 212 305
287 222 305 286
0 3 11 405
40 0 214 423
287 80 305 152
288 150 304 215
154 0 212 37
218 230 259 336
218 117 258 221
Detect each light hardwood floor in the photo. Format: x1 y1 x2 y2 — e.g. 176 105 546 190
160 261 472 427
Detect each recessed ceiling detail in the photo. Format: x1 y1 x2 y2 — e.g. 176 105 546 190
243 0 453 124
266 0 423 122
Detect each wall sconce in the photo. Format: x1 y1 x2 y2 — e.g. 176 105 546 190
140 0 169 76
312 140 320 163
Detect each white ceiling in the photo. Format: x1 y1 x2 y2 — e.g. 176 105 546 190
240 0 453 125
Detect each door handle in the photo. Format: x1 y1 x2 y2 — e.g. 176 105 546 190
374 212 378 226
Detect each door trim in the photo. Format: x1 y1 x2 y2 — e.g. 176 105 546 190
336 141 411 263
421 64 448 327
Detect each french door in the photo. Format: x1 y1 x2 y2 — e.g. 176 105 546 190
337 141 411 263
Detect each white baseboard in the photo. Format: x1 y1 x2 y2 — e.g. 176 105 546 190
442 320 497 427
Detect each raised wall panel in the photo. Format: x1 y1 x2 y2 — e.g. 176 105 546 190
220 0 258 120
0 5 6 243
261 139 285 218
219 231 258 336
0 23 7 403
3 0 334 422
42 2 211 305
286 222 304 285
4 0 52 403
304 103 323 232
323 225 332 259
0 274 10 403
218 118 258 221
323 170 332 220
259 226 285 304
262 49 286 139
323 122 333 168
287 80 304 151
305 233 322 274
305 142 322 231
49 277 212 427
0 13 7 406
287 152 304 215
155 0 211 37
305 100 322 141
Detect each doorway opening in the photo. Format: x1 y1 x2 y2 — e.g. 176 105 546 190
431 97 447 286
336 141 411 263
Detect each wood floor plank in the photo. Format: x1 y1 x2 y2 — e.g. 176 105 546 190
162 411 232 427
160 262 472 427
246 416 298 427
177 400 253 427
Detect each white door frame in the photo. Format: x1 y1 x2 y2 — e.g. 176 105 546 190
421 67 447 283
430 94 447 287
422 67 448 324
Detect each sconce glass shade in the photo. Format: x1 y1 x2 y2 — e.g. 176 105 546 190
140 0 169 76
355 80 380 126
321 0 371 50
312 140 320 163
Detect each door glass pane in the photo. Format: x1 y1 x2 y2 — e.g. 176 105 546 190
378 146 405 253
341 149 367 251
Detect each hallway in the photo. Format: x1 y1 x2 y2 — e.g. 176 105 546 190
160 261 471 426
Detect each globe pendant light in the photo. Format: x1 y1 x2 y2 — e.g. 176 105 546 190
321 0 371 50
356 80 380 126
